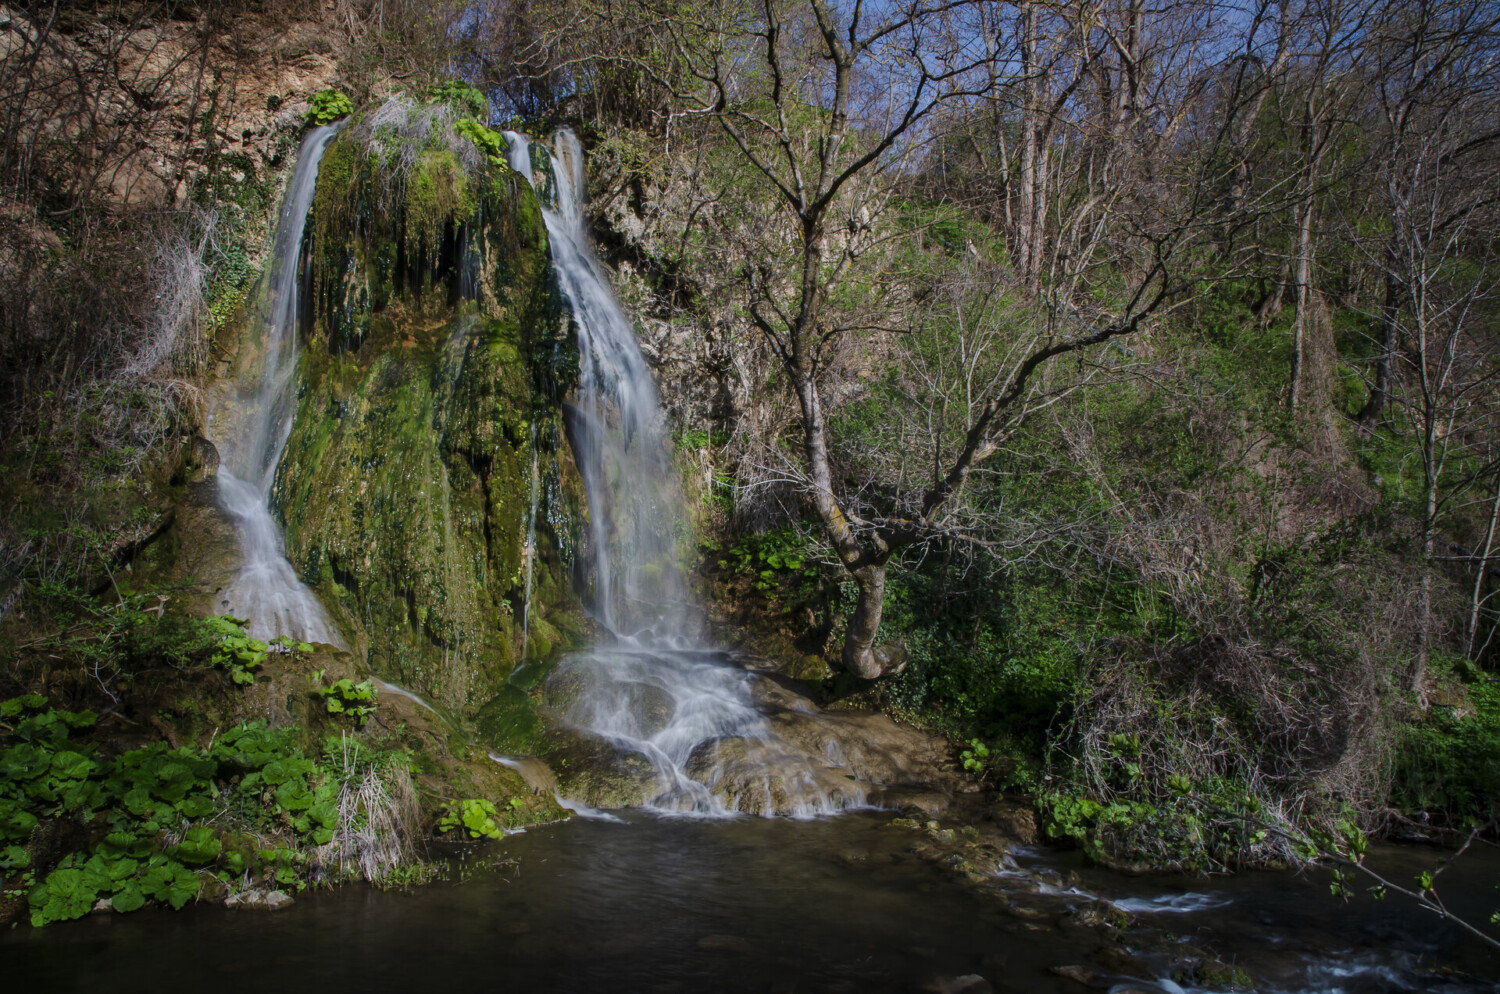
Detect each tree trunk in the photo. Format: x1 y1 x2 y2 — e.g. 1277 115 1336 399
1016 1 1043 289
1358 268 1400 430
1415 430 1438 698
788 225 895 679
841 563 889 679
1289 188 1315 411
1468 473 1500 658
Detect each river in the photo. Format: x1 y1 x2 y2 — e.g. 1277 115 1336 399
6 811 1496 993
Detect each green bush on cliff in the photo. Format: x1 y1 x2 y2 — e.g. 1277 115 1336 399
204 614 268 684
437 797 522 840
1392 677 1500 822
428 80 489 119
455 117 508 166
315 674 378 726
307 89 354 125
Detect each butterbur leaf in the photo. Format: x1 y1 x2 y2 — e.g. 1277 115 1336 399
49 751 92 780
98 831 143 856
177 795 214 819
312 826 334 845
139 858 196 907
122 787 155 816
0 744 51 780
274 780 314 811
1 694 48 717
260 758 314 785
111 883 145 913
0 800 39 842
165 865 199 909
172 826 222 866
308 801 338 830
29 867 99 926
57 710 97 730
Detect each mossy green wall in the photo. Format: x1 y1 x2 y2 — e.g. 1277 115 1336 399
274 123 585 709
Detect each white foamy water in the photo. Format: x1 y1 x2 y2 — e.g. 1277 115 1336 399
211 124 342 646
1113 892 1234 914
504 131 860 818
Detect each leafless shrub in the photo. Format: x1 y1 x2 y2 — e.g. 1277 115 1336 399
120 208 218 382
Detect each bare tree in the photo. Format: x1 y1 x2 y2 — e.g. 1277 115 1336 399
1359 5 1500 692
600 0 1240 676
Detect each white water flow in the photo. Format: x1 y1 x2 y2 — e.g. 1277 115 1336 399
506 131 862 817
211 125 342 646
519 422 541 662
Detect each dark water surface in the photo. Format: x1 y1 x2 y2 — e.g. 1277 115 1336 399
5 811 1497 993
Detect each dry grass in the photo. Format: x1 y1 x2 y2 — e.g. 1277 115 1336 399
318 735 422 884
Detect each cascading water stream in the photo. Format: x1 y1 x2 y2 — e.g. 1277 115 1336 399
520 422 541 663
505 130 863 818
210 124 342 646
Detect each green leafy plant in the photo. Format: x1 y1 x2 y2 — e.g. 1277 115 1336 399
315 674 378 726
306 89 353 125
455 118 507 166
960 738 991 774
428 80 488 118
438 798 507 840
204 615 267 685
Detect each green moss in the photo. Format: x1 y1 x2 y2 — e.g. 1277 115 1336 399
474 685 544 754
276 116 581 710
405 150 477 249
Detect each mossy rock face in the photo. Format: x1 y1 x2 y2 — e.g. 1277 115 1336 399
474 684 545 755
274 117 587 710
540 728 663 809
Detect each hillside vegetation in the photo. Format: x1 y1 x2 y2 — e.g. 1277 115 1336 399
1 0 1497 895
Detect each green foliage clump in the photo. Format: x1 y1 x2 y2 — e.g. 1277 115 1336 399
428 80 489 119
0 694 409 927
314 673 378 726
1391 678 1500 822
455 118 508 166
1036 783 1272 872
307 89 354 125
705 528 817 598
204 614 267 684
960 738 990 773
10 582 225 691
438 797 522 839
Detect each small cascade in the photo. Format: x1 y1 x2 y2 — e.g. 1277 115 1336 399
488 754 623 822
520 421 541 663
506 130 865 818
211 124 342 645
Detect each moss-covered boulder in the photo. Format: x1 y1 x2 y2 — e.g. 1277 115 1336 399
274 105 586 710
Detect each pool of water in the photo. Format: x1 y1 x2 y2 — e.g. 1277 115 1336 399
5 811 1496 993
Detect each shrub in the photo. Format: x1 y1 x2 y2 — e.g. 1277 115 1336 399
307 89 354 125
314 674 378 726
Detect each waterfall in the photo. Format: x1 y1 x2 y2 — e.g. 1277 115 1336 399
520 421 541 662
210 124 342 646
504 130 695 643
505 131 863 817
